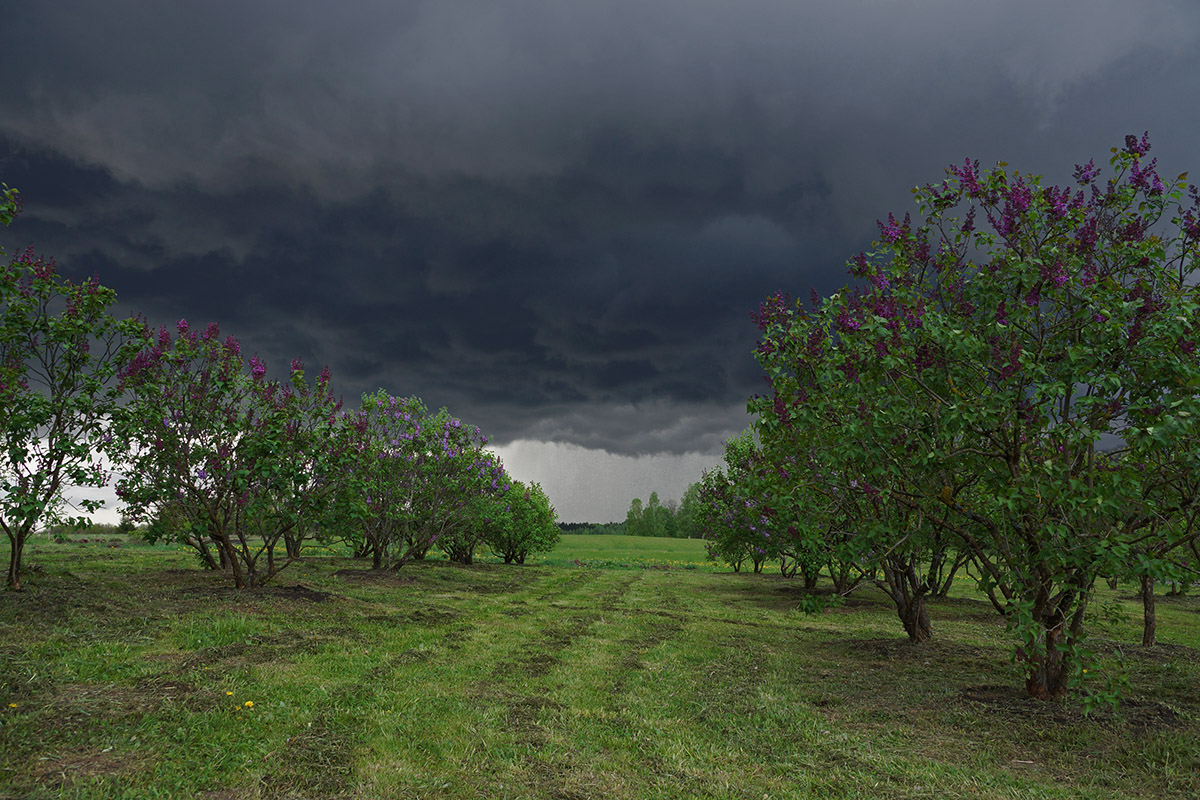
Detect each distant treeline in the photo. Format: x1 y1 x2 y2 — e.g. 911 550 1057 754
558 482 706 538
557 521 627 536
624 484 703 538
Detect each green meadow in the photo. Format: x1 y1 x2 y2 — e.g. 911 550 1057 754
0 532 1197 799
538 534 710 570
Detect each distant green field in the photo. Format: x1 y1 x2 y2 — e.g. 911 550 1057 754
544 533 710 569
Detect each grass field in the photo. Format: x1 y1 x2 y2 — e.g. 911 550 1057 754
0 532 1198 799
540 534 710 569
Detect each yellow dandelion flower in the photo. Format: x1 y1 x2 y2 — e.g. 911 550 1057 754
244 700 254 708
226 691 234 696
7 703 16 708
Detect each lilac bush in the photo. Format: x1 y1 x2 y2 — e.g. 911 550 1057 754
115 323 349 587
0 184 146 589
344 391 509 569
753 135 1200 701
485 480 559 565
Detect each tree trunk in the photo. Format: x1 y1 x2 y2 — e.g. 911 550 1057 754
879 578 931 642
5 533 24 591
219 537 245 589
1141 573 1157 647
284 534 302 559
829 561 857 594
1023 624 1069 700
802 567 820 591
878 559 932 642
193 535 220 570
898 594 932 643
1023 594 1087 701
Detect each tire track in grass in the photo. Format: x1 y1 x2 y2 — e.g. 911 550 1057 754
500 569 703 798
495 569 636 683
259 618 467 799
256 648 415 799
481 570 643 798
255 571 523 799
593 572 716 797
256 569 649 798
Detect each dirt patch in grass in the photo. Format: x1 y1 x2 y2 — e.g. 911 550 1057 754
157 566 214 580
261 716 357 800
174 629 338 670
199 640 287 666
612 620 682 689
535 569 603 602
364 607 462 626
1116 699 1190 732
171 582 337 608
462 577 533 595
494 613 600 680
0 584 91 630
367 648 433 679
506 695 565 741
928 594 1008 624
415 561 535 595
820 592 892 614
3 679 218 763
539 616 597 650
1126 642 1200 663
841 636 990 666
32 747 145 790
502 695 601 800
700 573 832 614
0 645 53 700
334 568 416 586
518 653 558 678
266 584 331 603
49 681 172 718
593 573 641 610
132 675 224 712
500 601 532 618
39 677 221 723
958 685 1187 732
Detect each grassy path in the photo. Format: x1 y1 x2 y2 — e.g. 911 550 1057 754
0 539 1198 798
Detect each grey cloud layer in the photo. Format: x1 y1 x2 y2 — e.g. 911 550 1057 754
2 1 1199 455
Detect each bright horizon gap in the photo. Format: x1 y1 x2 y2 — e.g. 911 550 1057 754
488 439 722 524
64 438 724 528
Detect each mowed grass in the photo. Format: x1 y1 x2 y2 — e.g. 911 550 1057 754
544 533 711 569
0 534 1197 799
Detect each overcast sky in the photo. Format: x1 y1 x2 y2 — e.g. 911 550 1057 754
3 2 1200 521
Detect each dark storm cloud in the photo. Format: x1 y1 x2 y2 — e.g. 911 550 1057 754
3 1 1200 456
